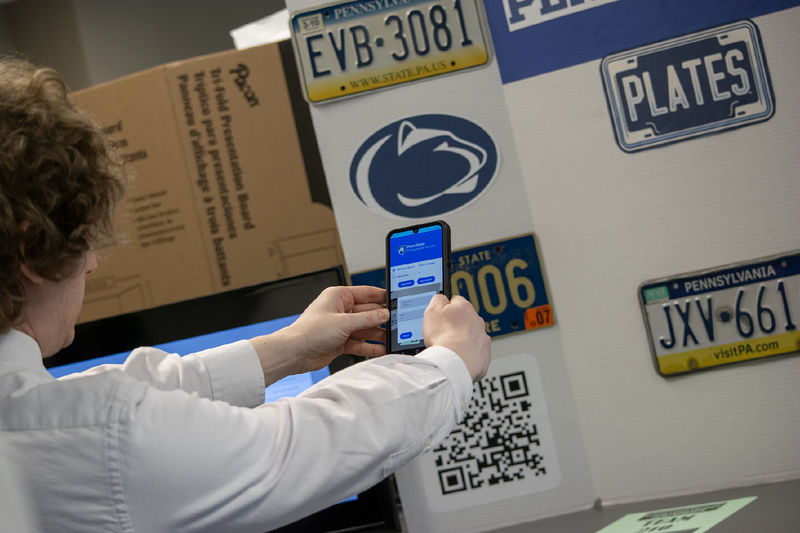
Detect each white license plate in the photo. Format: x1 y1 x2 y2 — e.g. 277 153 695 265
290 0 491 103
640 252 800 376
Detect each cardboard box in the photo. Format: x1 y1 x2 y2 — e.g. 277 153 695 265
70 43 343 323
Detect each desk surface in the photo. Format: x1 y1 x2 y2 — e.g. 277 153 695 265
492 478 800 533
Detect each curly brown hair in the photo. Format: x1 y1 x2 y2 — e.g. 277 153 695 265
0 57 126 333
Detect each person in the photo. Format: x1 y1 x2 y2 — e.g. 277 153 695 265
0 434 37 532
0 56 491 532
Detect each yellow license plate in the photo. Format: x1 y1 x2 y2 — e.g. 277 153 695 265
290 0 491 103
640 251 800 376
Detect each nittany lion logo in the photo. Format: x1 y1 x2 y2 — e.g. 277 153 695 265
350 115 498 218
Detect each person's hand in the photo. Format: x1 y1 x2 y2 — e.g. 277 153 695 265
423 294 491 381
250 286 389 384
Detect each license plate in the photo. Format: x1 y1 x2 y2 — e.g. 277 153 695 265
601 20 774 152
290 0 491 103
351 233 555 338
639 251 800 376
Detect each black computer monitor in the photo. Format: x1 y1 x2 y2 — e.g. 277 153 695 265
46 267 400 533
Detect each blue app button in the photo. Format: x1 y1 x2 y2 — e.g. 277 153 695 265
417 276 435 285
400 332 413 340
398 280 414 288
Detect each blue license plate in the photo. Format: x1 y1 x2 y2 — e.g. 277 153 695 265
601 20 774 152
351 233 554 339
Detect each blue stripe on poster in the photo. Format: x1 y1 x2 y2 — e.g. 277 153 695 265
484 0 800 85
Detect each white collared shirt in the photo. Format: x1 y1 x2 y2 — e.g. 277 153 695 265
0 329 472 532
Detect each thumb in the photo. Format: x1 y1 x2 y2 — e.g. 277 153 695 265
427 293 449 312
342 307 390 333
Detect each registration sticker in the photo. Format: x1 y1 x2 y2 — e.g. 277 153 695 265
290 0 491 103
640 251 800 376
351 233 554 338
601 20 774 152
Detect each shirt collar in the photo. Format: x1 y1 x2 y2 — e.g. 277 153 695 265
0 329 48 373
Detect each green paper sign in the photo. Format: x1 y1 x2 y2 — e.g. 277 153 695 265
596 496 756 533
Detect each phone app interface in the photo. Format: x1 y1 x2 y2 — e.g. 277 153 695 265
389 225 444 350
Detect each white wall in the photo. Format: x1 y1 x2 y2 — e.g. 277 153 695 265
0 0 285 90
70 0 285 87
505 8 800 504
0 0 90 89
0 9 13 51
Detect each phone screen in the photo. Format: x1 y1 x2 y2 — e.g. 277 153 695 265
386 221 450 354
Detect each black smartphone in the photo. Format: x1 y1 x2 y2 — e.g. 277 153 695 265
385 220 452 355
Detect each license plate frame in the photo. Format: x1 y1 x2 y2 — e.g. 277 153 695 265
601 20 774 152
289 0 491 103
639 251 800 376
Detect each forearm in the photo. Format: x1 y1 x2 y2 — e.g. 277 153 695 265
118 341 265 406
248 327 304 387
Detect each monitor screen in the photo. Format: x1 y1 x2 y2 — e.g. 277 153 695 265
46 267 399 533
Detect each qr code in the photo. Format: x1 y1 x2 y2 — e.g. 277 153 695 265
432 371 547 495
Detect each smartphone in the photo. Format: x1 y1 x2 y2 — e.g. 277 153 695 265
385 220 452 355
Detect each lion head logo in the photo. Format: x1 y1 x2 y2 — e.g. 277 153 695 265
350 115 499 218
